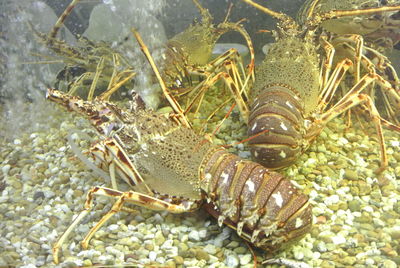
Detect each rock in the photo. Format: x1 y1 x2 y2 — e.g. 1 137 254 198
239 254 252 265
344 169 358 180
225 254 239 267
341 256 356 265
382 260 397 268
226 241 239 248
233 247 247 254
172 255 184 265
82 259 92 266
203 244 217 255
154 231 165 246
194 248 209 261
358 181 372 195
188 230 200 241
348 200 361 212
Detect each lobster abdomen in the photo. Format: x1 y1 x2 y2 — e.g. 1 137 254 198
200 148 312 252
247 85 306 169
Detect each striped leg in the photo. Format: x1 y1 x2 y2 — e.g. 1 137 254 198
53 186 202 264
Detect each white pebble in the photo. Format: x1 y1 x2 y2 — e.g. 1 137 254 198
294 250 304 260
324 195 339 206
108 224 119 231
331 235 346 245
204 244 217 255
338 137 348 145
365 258 375 265
239 254 252 265
13 139 22 145
225 254 239 267
362 206 374 213
390 140 399 147
188 230 200 241
148 251 157 261
2 164 11 175
198 229 207 239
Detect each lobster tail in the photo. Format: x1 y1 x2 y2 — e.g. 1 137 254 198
200 148 312 252
247 85 306 169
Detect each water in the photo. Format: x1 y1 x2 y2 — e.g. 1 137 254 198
0 0 399 267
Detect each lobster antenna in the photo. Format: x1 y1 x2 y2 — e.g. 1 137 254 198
131 29 191 128
309 5 400 27
49 0 81 38
242 0 287 21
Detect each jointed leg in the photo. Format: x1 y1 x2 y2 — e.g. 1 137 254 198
53 186 202 264
317 73 400 173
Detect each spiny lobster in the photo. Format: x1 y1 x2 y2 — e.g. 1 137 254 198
240 0 400 174
48 27 311 264
35 0 254 120
298 0 400 125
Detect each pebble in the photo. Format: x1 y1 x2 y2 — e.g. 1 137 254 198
203 244 217 255
233 247 247 254
1 164 11 175
195 248 209 261
341 256 356 265
225 254 239 267
344 169 358 180
154 231 165 246
348 200 361 212
172 255 184 265
239 254 252 265
382 260 397 268
188 230 200 242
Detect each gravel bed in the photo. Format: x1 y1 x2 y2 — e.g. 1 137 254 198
1 97 399 268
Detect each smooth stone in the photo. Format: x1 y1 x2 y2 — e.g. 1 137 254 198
225 254 239 267
348 200 362 212
341 256 356 265
194 248 209 261
172 255 184 265
381 260 397 268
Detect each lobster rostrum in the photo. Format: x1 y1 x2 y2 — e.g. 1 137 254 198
49 28 311 264
241 0 400 173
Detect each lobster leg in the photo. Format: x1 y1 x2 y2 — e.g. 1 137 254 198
87 56 105 101
182 48 251 121
53 186 202 264
99 53 136 101
316 73 400 173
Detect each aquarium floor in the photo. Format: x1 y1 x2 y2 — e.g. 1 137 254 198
0 101 399 268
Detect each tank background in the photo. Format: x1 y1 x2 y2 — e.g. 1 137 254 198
43 0 304 56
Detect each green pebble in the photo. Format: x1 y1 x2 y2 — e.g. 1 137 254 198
331 225 342 233
392 256 400 265
154 231 165 246
233 247 247 254
144 243 154 251
195 248 210 261
83 259 92 266
348 200 361 212
341 256 356 265
382 260 397 268
358 181 372 195
173 255 184 265
344 169 358 180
